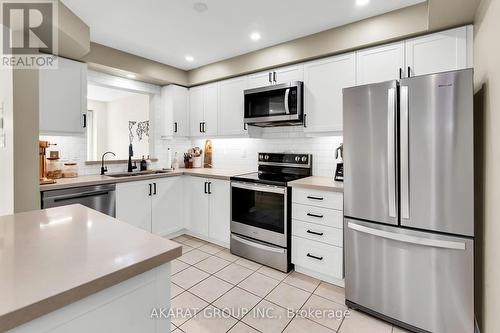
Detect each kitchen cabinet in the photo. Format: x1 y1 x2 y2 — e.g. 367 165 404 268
303 53 355 132
39 56 87 135
356 41 405 85
218 76 248 136
291 187 344 286
248 64 304 89
184 176 230 245
405 26 472 77
160 85 189 137
116 177 184 235
189 83 219 137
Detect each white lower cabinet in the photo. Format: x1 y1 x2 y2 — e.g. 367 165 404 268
184 176 230 246
292 188 344 286
116 177 184 235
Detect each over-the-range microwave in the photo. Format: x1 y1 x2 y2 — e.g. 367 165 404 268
244 81 303 127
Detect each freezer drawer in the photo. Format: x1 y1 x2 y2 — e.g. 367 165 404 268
344 218 474 333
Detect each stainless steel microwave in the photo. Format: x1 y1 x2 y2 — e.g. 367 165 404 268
244 81 303 127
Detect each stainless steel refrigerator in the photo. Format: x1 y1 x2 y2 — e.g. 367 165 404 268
343 69 474 333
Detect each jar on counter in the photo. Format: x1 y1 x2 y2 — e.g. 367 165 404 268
46 158 62 179
62 162 79 178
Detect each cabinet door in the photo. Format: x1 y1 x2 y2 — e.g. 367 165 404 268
151 177 184 236
184 176 209 237
116 180 152 232
203 83 219 136
173 85 190 137
208 179 230 245
39 57 87 134
304 53 355 132
218 76 248 136
274 65 304 85
405 26 471 77
248 70 273 89
356 42 405 85
189 86 204 136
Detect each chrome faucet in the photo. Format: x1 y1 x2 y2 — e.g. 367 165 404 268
100 151 116 175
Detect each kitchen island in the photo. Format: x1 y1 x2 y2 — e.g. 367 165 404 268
0 205 181 333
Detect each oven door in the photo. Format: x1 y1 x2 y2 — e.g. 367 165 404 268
244 81 303 124
231 181 287 247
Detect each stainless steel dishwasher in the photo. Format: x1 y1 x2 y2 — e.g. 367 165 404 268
41 184 116 217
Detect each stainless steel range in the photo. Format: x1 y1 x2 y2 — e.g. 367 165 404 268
230 153 312 272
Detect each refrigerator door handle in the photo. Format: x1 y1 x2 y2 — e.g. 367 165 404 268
400 86 410 219
347 222 466 250
387 88 397 218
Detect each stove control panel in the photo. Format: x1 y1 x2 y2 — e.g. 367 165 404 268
258 153 311 166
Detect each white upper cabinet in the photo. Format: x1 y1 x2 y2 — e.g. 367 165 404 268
161 85 189 137
218 76 248 136
39 57 87 135
248 64 304 88
303 53 355 133
356 41 405 85
405 26 473 77
189 83 219 137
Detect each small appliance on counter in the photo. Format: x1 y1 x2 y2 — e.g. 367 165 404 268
230 153 312 272
39 140 57 185
334 143 343 182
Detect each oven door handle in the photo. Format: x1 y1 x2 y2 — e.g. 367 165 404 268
231 182 286 194
231 234 286 254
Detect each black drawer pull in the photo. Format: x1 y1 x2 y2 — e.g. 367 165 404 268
307 253 323 261
307 196 323 201
306 230 324 236
307 213 324 218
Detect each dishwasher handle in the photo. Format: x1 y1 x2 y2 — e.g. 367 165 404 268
51 190 113 202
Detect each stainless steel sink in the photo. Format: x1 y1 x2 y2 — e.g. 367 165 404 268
107 170 172 178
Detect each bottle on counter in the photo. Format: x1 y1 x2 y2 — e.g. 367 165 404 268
172 152 179 169
166 148 172 169
140 156 147 171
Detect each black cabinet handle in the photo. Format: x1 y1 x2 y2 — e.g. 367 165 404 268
307 213 324 218
268 72 272 83
199 122 203 133
407 66 411 78
399 68 403 79
307 196 324 201
204 182 208 194
174 122 178 133
153 183 157 195
273 71 277 83
208 182 212 194
307 230 324 236
303 114 307 128
83 114 87 128
307 253 324 261
149 184 152 196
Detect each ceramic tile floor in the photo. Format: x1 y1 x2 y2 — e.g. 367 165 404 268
169 235 410 333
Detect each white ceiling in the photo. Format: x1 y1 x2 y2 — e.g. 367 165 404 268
87 84 144 102
63 0 426 70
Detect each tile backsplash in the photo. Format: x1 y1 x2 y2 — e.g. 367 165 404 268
40 134 342 177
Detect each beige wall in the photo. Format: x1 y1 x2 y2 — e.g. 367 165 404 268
0 67 13 216
13 70 40 213
57 1 90 60
473 0 500 331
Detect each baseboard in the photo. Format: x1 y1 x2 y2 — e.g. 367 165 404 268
163 228 229 249
294 265 345 287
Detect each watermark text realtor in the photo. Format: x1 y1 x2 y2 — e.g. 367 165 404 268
1 0 58 68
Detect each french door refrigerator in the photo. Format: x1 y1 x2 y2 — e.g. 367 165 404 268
343 69 474 333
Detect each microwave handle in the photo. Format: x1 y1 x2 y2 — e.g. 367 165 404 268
284 88 290 114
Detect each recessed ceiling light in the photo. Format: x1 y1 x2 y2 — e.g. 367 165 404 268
126 73 136 79
193 2 208 13
185 55 194 62
356 0 370 6
250 32 261 41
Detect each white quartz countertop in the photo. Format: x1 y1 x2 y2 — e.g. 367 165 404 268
39 168 253 191
288 176 344 192
0 205 181 332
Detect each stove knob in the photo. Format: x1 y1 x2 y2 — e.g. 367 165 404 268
265 155 269 161
259 154 263 160
295 156 300 162
301 156 308 162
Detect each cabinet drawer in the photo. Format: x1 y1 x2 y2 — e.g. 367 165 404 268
292 236 343 280
292 203 343 229
292 219 343 247
292 188 343 210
